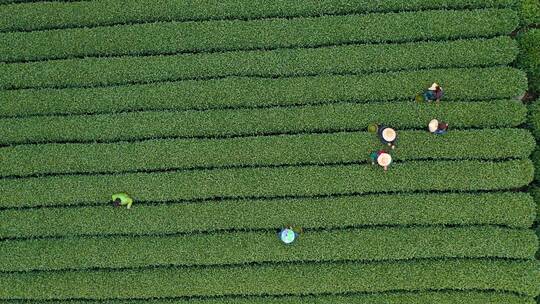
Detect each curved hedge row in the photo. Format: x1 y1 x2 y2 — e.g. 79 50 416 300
0 100 527 145
4 292 535 304
0 0 82 4
0 192 534 239
0 159 532 208
0 67 527 117
532 150 540 182
0 129 533 177
517 29 540 93
0 227 535 272
536 225 540 260
0 9 518 62
0 37 518 90
529 100 540 138
520 0 540 25
530 172 540 220
0 259 537 299
0 0 519 32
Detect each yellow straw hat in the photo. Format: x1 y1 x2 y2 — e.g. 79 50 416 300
377 153 392 167
428 119 439 133
382 128 396 142
429 83 439 90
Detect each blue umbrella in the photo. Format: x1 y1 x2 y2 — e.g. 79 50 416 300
279 228 297 244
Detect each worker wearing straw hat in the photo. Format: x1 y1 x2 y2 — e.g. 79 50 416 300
378 152 392 171
376 125 397 149
370 150 392 171
428 119 449 135
423 83 444 102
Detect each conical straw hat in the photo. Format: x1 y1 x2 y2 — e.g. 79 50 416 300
382 128 396 142
429 83 439 90
428 119 439 133
377 153 392 167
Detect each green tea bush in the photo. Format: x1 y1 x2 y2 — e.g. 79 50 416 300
0 100 526 144
0 227 535 272
520 0 540 25
0 0 519 32
0 37 517 90
0 259 537 299
10 292 534 304
0 9 517 62
0 159 532 208
0 192 534 239
0 67 526 116
0 129 533 177
518 29 540 93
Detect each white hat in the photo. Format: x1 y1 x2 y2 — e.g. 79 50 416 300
377 153 392 167
429 83 439 91
428 119 439 133
382 128 396 142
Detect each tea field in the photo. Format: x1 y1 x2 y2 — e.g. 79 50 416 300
0 0 539 302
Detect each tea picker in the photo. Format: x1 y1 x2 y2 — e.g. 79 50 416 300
369 124 397 149
370 149 392 171
428 119 449 135
112 192 133 209
416 83 444 103
279 226 303 244
370 149 384 164
377 151 392 171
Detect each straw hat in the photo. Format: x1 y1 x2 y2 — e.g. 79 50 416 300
428 119 439 133
382 128 396 142
377 153 392 167
429 83 439 91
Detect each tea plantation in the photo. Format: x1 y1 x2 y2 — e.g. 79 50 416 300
0 0 539 302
